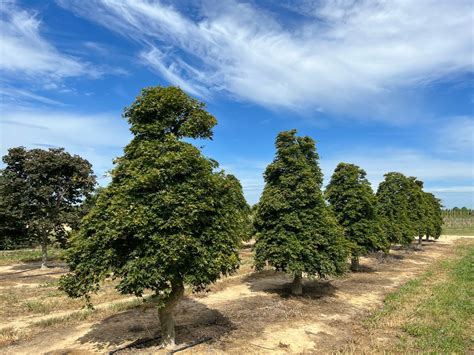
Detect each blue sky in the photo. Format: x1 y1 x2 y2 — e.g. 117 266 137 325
1 0 473 208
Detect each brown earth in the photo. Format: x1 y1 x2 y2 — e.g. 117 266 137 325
0 235 471 354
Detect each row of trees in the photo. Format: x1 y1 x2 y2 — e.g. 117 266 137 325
442 208 473 229
0 86 443 348
253 130 443 294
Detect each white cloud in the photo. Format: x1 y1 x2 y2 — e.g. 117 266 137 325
1 87 68 107
437 116 474 154
224 147 474 205
321 148 474 190
0 3 97 81
57 0 473 117
0 107 131 181
427 186 474 193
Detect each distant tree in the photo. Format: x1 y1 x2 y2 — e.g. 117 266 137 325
0 147 95 264
254 130 348 295
325 163 388 271
376 172 413 246
59 86 249 348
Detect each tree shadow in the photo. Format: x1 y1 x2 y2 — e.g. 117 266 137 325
349 264 377 273
1 261 65 273
243 270 337 300
77 296 235 353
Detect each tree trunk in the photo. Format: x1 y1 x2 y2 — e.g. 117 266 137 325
416 235 423 250
291 273 303 295
158 280 184 349
350 255 360 272
40 238 48 270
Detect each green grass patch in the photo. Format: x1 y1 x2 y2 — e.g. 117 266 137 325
0 247 66 265
442 226 474 235
368 241 474 353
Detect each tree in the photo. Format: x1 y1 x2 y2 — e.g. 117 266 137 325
59 86 249 348
376 172 413 246
407 177 428 248
325 163 388 271
0 147 95 265
253 130 348 295
424 192 443 240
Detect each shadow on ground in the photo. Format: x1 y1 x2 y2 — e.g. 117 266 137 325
243 270 338 300
75 296 235 353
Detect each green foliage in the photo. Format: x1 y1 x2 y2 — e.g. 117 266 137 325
124 86 216 140
325 163 389 257
60 86 249 303
423 193 443 239
376 172 414 246
0 147 96 250
406 177 430 239
377 173 443 245
254 130 348 278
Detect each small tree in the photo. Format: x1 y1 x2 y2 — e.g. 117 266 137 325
59 86 249 348
254 130 348 295
325 163 388 271
407 177 428 249
376 172 413 247
424 192 443 240
0 147 95 265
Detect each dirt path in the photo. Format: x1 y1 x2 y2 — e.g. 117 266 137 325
2 235 472 354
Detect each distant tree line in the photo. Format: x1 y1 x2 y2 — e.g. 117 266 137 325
0 86 444 348
442 208 473 229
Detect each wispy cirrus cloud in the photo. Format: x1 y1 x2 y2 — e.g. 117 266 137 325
0 1 108 109
57 0 473 118
0 2 97 81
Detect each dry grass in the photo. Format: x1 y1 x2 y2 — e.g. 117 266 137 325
2 238 471 353
0 327 29 347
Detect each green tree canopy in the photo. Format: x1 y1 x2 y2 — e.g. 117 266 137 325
376 172 414 246
407 177 428 247
253 130 348 295
325 163 388 270
423 192 443 240
0 147 95 263
60 86 249 348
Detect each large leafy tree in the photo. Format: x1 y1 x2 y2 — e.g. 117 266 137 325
325 163 388 271
254 130 348 295
376 172 414 246
0 147 95 264
60 86 249 348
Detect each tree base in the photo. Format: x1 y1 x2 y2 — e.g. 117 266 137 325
350 256 360 272
158 281 184 349
415 236 423 251
291 274 303 295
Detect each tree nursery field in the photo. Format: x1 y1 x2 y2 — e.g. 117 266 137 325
1 86 468 354
1 235 472 354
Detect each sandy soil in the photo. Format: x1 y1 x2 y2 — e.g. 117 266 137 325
1 235 471 354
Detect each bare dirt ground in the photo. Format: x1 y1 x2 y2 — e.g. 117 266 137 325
1 235 471 354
